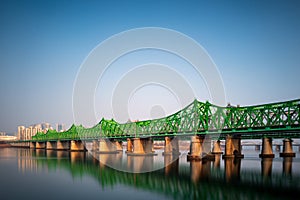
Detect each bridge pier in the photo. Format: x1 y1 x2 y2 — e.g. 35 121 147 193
30 142 36 149
212 140 223 154
91 140 99 152
56 140 70 150
259 138 275 158
187 136 214 161
163 137 180 156
280 138 295 157
113 140 123 151
222 135 244 158
127 138 156 156
70 140 87 151
35 142 46 149
46 141 56 150
126 138 133 153
187 136 203 161
99 139 118 153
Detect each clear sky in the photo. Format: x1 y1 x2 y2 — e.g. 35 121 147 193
0 0 300 134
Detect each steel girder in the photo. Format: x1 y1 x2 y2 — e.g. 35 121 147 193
31 99 300 142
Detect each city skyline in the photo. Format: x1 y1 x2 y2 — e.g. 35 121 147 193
1 0 300 134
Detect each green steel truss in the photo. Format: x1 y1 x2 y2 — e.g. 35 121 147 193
32 99 300 141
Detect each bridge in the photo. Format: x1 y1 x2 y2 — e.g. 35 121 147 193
12 98 300 159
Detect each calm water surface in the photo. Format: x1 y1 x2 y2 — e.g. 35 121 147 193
1 146 300 200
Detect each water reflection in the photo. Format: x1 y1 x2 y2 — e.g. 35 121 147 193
261 158 273 178
14 149 300 199
127 155 154 172
164 155 179 176
283 157 293 176
224 158 241 182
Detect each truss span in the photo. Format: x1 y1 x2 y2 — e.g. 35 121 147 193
32 99 300 141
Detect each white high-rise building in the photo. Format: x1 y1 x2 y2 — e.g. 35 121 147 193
18 126 25 140
56 123 65 132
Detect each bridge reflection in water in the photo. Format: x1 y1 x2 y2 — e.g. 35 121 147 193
18 149 300 199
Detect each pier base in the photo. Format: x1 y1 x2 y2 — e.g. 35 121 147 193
30 142 36 149
126 138 133 153
212 140 223 154
113 140 123 151
259 138 275 158
280 138 295 157
187 136 214 161
127 138 157 156
70 140 87 151
222 135 244 159
163 137 180 156
56 141 70 150
46 141 56 150
91 140 99 152
98 139 118 154
36 142 46 149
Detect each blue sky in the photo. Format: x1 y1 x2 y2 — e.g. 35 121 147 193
0 0 300 134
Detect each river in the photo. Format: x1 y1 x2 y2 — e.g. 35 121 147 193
0 146 300 200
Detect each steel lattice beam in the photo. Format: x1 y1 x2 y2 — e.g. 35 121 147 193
31 99 300 141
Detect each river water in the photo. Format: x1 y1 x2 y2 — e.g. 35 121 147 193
0 146 300 200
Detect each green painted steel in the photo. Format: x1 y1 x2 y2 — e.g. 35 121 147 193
31 99 300 141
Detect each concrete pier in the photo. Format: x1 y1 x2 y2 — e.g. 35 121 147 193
280 138 295 157
259 138 275 158
35 142 46 149
212 140 223 154
30 142 36 149
56 141 70 150
92 140 99 152
222 135 244 158
113 140 123 151
98 139 118 153
70 140 87 151
163 137 180 156
46 141 56 150
127 138 156 156
187 135 214 161
187 136 203 161
126 138 133 153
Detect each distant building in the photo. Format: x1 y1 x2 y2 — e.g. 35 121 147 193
17 122 55 140
0 132 6 136
56 123 65 132
18 126 26 140
41 123 51 131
